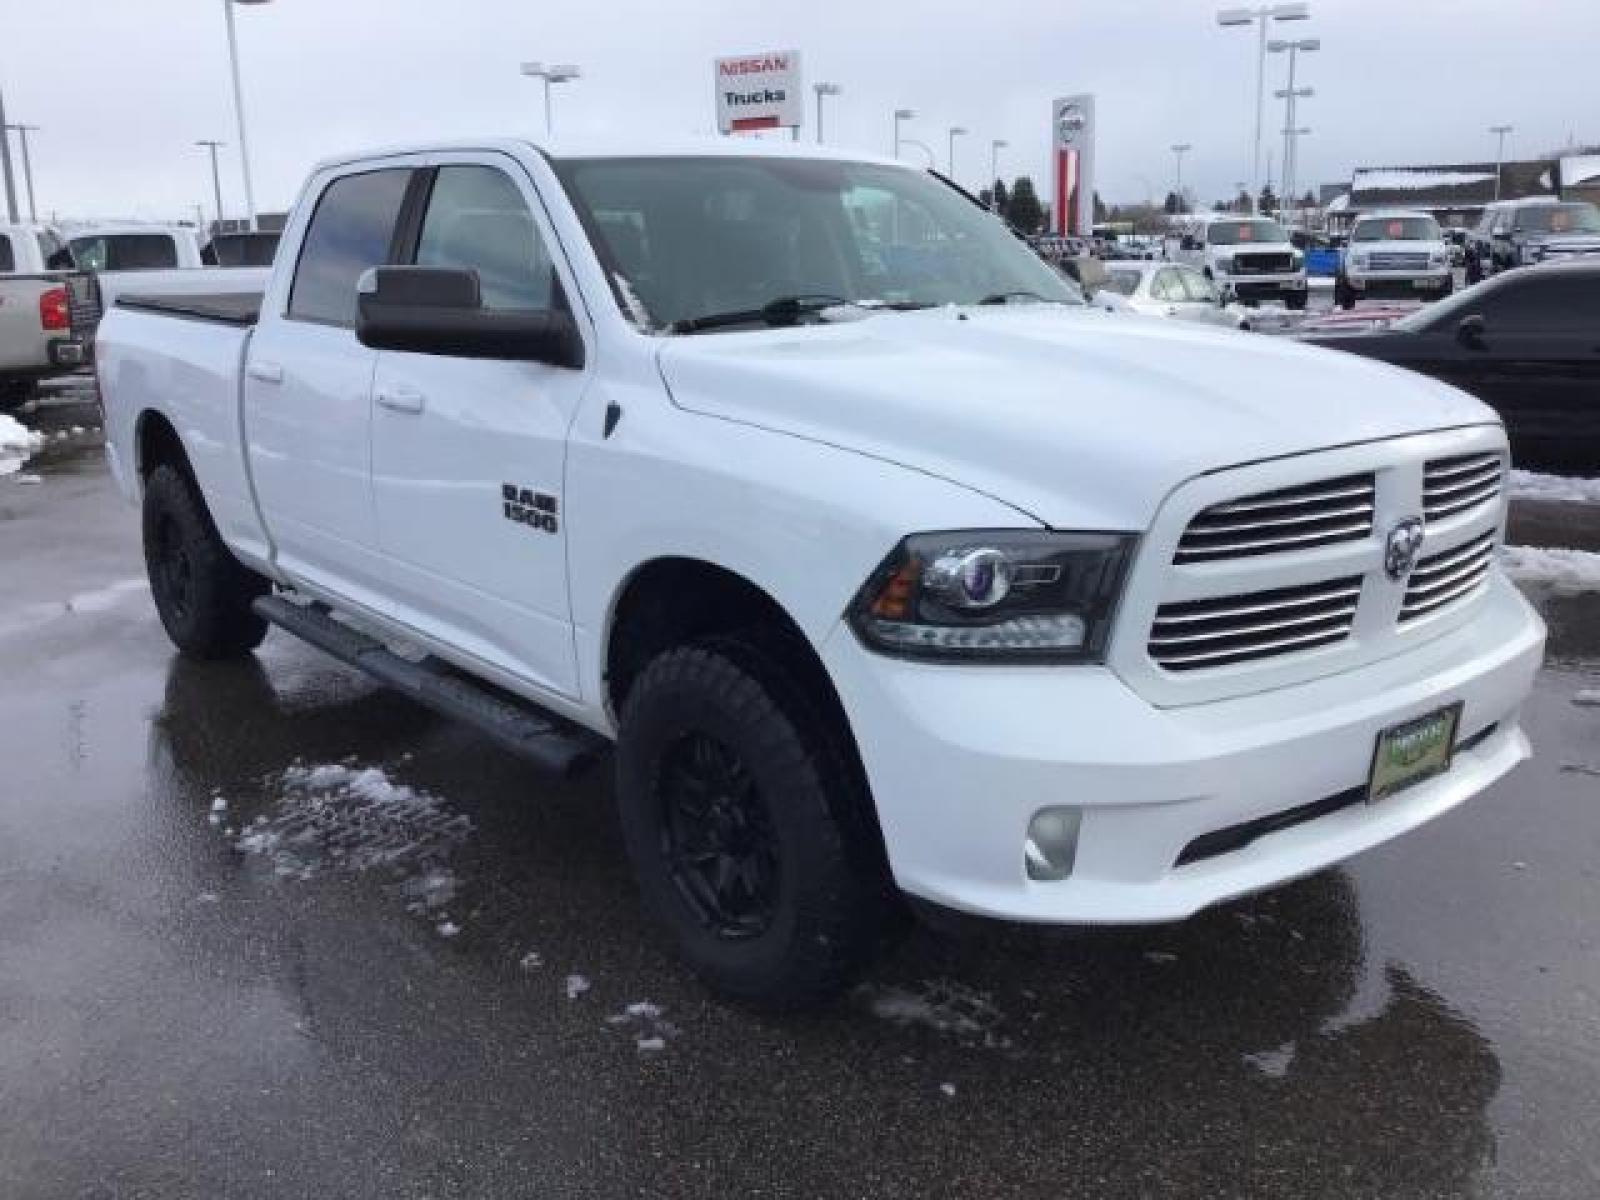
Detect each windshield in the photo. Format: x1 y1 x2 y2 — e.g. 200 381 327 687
1352 216 1441 242
1513 203 1600 234
552 156 1080 331
1207 219 1288 246
1102 269 1142 296
69 233 179 271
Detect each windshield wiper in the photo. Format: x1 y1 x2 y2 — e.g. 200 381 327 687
669 294 861 334
977 290 1052 305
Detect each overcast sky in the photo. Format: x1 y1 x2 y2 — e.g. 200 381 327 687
2 0 1596 224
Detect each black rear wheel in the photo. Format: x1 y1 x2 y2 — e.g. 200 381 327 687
142 464 270 659
616 636 897 1006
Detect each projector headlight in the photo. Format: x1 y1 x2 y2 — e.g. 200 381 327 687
850 530 1136 663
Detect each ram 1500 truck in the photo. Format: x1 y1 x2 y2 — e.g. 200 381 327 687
1 222 94 409
96 139 1545 1005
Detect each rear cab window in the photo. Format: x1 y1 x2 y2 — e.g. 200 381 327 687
287 168 413 326
69 234 179 271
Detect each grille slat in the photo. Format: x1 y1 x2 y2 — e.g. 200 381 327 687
1150 576 1361 671
1423 453 1503 523
1177 474 1375 565
1400 533 1494 621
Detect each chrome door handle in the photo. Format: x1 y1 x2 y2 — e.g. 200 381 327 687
246 360 283 384
375 385 426 414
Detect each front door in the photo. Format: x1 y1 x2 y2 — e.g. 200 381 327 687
369 156 590 699
244 165 414 603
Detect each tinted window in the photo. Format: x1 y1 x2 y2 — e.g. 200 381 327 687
289 169 411 326
415 166 554 309
1150 269 1185 302
1206 219 1288 246
0 234 13 273
1352 216 1440 242
209 232 281 267
1514 203 1600 234
1481 274 1600 332
69 234 180 271
1178 267 1219 303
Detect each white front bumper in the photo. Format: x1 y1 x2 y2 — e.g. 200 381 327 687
823 573 1543 924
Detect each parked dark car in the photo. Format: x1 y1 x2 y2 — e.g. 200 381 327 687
1464 199 1600 283
1300 262 1600 469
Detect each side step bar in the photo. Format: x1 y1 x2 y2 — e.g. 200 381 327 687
253 594 607 778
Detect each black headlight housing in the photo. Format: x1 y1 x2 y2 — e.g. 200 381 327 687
848 530 1137 663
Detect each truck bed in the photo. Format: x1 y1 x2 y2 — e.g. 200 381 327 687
116 291 263 327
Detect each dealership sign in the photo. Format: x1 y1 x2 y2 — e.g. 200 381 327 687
715 50 803 134
1052 94 1097 237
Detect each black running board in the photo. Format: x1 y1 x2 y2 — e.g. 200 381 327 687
253 594 607 778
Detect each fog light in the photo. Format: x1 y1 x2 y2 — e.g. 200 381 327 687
1024 806 1082 881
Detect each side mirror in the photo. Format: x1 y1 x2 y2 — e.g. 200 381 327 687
355 266 584 367
1456 314 1487 345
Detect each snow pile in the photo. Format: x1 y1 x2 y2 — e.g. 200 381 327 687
1353 168 1495 193
1243 1041 1297 1078
565 973 591 1000
1501 545 1600 596
1508 470 1600 506
606 1000 678 1052
0 414 43 477
236 761 471 880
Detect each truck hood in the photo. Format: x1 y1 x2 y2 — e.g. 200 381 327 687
655 306 1495 529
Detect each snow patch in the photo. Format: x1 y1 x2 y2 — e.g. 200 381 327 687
862 980 1011 1048
436 920 461 938
1501 545 1600 596
1353 168 1495 192
518 950 543 970
606 999 678 1050
1243 1041 1297 1077
0 414 44 477
939 1082 957 1097
565 973 591 1000
1508 470 1600 506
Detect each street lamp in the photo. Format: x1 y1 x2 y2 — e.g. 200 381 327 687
196 140 227 233
1269 36 1318 218
0 83 18 223
1170 143 1192 210
946 126 967 178
1490 124 1513 201
6 123 39 222
1217 2 1309 212
813 82 841 144
223 0 270 232
892 108 915 158
520 62 581 138
989 139 1008 207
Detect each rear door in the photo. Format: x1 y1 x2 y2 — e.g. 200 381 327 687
368 154 590 698
244 164 414 603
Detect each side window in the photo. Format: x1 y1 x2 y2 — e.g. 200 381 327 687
288 168 412 327
1151 269 1183 302
414 165 556 310
1480 277 1596 334
0 233 14 273
1179 267 1218 303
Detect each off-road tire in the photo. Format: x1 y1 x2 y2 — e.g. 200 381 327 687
615 635 897 1006
142 464 269 659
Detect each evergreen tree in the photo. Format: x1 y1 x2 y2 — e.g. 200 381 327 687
993 178 1011 220
1258 183 1279 214
1008 176 1045 233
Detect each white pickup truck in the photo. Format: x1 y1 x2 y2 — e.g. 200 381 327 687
97 139 1544 1004
1177 215 1308 309
1 222 91 409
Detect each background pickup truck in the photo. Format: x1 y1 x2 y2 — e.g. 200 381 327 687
97 138 1544 1006
1 221 97 410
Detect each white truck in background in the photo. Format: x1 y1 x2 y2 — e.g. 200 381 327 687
0 222 92 410
67 223 270 312
96 138 1543 1005
1177 215 1308 310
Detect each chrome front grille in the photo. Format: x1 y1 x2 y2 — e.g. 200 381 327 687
1175 473 1375 564
1368 252 1430 272
1423 453 1502 522
1148 575 1362 671
1400 532 1494 622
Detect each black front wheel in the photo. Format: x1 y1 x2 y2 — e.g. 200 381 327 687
615 637 897 1006
142 464 270 659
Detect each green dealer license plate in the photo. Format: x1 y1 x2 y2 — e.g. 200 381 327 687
1368 703 1462 801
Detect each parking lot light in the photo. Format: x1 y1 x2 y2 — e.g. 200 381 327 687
893 108 915 158
947 126 968 179
1490 124 1513 201
196 139 226 233
1171 143 1192 209
6 123 40 222
1217 3 1311 213
813 82 841 144
521 62 582 138
989 139 1008 207
223 0 271 233
1269 36 1318 217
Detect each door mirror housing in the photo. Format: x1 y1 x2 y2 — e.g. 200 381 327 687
1456 314 1487 345
355 266 584 367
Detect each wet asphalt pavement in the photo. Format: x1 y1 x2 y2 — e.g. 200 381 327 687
3 395 1599 1199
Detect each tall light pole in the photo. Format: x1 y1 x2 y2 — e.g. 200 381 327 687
520 62 582 138
946 126 967 179
0 83 18 223
892 108 915 158
812 82 841 144
1490 124 1513 201
223 0 270 232
6 124 39 222
989 138 1008 206
1270 36 1318 217
196 140 227 232
1170 142 1192 209
1217 3 1309 213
